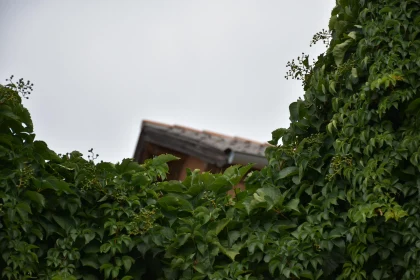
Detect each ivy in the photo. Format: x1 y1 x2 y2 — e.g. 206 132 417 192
1 0 420 279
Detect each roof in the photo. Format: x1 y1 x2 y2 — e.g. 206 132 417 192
133 120 269 168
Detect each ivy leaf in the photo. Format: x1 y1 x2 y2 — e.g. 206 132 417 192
159 180 186 193
228 230 241 246
52 214 75 231
43 177 74 194
222 164 254 186
372 270 382 280
122 256 135 272
333 39 353 66
406 98 420 113
300 270 315 279
116 158 143 173
253 187 283 210
24 190 45 207
0 105 20 121
241 196 266 215
284 198 300 212
269 128 288 145
33 140 60 161
100 263 113 279
207 176 231 193
269 259 282 275
279 167 299 179
176 233 191 247
214 218 231 235
151 154 179 166
84 231 96 245
16 202 31 220
158 195 193 212
81 254 100 269
216 242 239 261
131 172 151 187
289 101 306 122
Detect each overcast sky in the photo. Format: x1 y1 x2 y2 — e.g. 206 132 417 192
0 0 335 163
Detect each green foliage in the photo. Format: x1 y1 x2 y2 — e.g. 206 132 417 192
259 0 420 278
1 0 420 279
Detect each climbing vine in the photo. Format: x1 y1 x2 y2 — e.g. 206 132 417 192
1 0 420 279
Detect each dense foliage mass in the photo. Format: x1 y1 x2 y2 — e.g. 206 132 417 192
1 0 420 279
249 0 420 278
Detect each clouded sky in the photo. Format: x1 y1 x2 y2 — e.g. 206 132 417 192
0 0 335 163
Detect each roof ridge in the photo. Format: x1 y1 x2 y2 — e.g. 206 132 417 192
142 119 171 128
142 119 269 146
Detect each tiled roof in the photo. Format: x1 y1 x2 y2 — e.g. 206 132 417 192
142 120 268 157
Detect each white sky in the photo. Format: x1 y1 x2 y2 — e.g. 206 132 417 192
0 0 335 163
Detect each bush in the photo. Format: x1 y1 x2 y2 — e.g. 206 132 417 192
1 0 420 279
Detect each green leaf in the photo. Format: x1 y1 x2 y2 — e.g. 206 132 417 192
84 232 96 245
122 256 135 272
131 172 151 187
279 166 299 179
16 202 31 220
207 176 231 193
16 202 32 214
176 233 191 246
333 39 353 66
347 31 357 40
111 267 120 279
300 270 314 280
372 269 382 280
351 68 358 78
285 198 300 212
228 230 241 246
33 140 60 161
0 105 20 121
24 190 45 207
42 177 74 194
52 214 75 231
241 196 266 215
158 195 193 212
81 255 100 269
406 98 420 113
269 128 288 145
159 180 186 193
269 259 281 275
116 158 143 173
214 218 231 235
216 242 239 261
152 154 179 166
253 187 283 210
289 101 306 122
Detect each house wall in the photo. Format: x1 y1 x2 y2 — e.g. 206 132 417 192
139 142 250 196
227 182 245 197
178 156 207 181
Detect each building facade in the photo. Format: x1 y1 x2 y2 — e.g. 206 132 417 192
133 120 269 194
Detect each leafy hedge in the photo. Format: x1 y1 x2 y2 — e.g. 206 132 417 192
1 0 420 279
